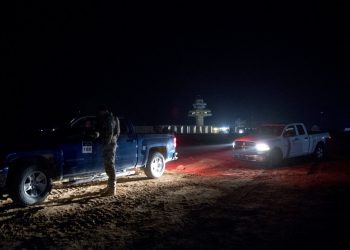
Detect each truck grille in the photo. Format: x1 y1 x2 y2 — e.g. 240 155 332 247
234 141 256 149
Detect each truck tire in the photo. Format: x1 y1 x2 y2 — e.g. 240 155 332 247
267 148 282 167
9 164 52 206
145 152 165 179
314 143 325 161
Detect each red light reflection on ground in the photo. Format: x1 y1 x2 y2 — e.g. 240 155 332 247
167 148 350 188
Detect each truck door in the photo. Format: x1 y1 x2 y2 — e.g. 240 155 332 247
296 124 309 155
283 125 303 157
116 119 138 171
60 117 98 176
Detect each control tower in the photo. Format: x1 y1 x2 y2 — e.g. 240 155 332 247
188 98 212 126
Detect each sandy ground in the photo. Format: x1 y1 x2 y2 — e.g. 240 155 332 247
1 145 350 249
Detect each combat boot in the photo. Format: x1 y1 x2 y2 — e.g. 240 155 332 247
101 180 117 196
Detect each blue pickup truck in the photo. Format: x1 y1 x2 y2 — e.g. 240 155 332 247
0 116 177 206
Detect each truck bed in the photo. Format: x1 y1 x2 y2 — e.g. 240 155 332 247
308 130 329 135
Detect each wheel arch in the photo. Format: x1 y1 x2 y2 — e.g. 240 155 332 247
144 150 166 179
270 146 283 158
145 146 167 164
314 141 326 160
7 155 57 183
315 140 325 148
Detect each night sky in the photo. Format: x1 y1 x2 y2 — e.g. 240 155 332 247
2 2 350 130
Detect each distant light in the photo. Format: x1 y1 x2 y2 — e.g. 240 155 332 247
52 128 56 131
212 127 230 134
219 127 229 134
238 129 244 134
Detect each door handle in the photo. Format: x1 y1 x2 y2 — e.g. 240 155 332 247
293 138 299 141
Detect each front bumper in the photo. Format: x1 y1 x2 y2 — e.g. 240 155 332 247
0 166 9 189
233 150 268 162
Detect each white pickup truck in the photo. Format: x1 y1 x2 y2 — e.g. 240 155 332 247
232 123 331 166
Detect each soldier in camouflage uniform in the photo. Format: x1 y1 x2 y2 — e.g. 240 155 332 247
96 105 120 196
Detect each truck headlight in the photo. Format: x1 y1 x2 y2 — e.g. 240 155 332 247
256 143 270 151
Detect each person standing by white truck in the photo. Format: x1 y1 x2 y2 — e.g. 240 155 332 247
232 123 331 167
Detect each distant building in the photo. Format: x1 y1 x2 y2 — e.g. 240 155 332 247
188 98 212 126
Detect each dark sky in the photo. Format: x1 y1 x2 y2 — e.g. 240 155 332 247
2 2 350 130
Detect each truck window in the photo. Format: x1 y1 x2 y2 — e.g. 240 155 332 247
71 117 96 129
70 117 97 135
296 125 306 135
256 125 285 136
283 125 296 137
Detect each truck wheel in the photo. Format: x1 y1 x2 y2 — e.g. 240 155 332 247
314 143 325 161
10 164 52 206
267 148 282 167
145 152 165 179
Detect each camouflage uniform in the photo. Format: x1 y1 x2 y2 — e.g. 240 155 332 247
97 111 118 193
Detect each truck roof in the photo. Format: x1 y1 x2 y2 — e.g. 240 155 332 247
260 124 286 127
261 123 305 127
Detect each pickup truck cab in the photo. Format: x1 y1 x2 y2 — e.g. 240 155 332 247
233 123 330 166
0 116 177 206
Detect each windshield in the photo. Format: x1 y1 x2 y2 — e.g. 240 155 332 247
255 125 285 136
